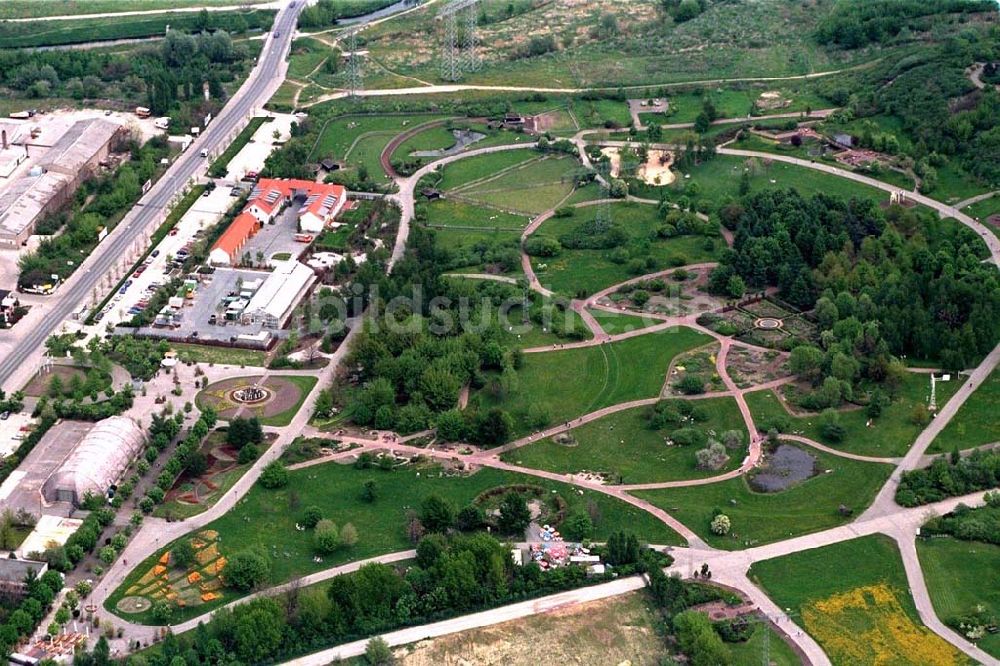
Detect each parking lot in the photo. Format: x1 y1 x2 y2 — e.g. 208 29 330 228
133 266 275 343
223 112 297 182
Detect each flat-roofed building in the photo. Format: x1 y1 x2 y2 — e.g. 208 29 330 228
37 118 127 190
244 259 316 328
0 171 72 248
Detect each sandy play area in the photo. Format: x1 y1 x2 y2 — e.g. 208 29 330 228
638 149 676 185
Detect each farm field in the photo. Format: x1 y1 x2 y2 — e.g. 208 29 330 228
472 326 711 434
530 202 723 297
106 461 684 624
918 536 1000 659
501 398 748 484
0 0 270 19
745 371 959 457
929 367 1000 453
750 535 969 666
634 448 892 549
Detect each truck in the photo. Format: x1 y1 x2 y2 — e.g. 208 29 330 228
135 106 151 119
294 233 314 243
154 117 170 130
8 111 32 120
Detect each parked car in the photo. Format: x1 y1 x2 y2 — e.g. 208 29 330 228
0 412 9 420
152 250 160 257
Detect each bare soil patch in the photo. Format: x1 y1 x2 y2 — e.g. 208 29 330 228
196 375 304 420
726 346 789 389
22 365 87 397
397 591 666 666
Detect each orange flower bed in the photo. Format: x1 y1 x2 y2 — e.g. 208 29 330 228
187 572 202 584
200 592 220 602
158 552 170 566
152 565 167 576
213 557 227 574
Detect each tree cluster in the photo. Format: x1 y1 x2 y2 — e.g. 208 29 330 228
0 569 65 658
814 0 995 48
896 449 1000 506
921 493 1000 544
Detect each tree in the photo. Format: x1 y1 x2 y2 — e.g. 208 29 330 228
711 514 731 535
361 480 378 503
673 610 732 666
225 549 271 591
560 510 593 541
695 441 729 470
474 408 514 446
171 539 197 569
420 495 456 533
694 112 711 134
365 636 394 665
259 460 289 489
314 520 341 554
910 403 931 426
820 409 846 442
340 523 358 547
789 345 824 383
456 504 485 531
301 505 323 529
435 409 468 442
497 492 532 535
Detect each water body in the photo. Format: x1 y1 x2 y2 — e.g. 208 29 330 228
411 129 487 158
748 443 818 492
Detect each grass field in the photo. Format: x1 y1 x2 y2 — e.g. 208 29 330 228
170 343 267 368
437 150 539 190
588 309 662 335
454 155 579 215
501 397 747 484
930 367 1000 453
0 0 269 19
107 460 684 624
634 448 892 549
423 199 530 231
918 536 1000 659
663 154 886 206
964 196 1000 221
745 371 959 457
750 535 968 666
499 302 592 350
308 114 449 162
530 202 722 297
0 8 273 48
472 326 710 434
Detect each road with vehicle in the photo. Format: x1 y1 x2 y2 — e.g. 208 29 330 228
0 1 303 393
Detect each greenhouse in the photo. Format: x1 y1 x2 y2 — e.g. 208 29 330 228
43 416 145 506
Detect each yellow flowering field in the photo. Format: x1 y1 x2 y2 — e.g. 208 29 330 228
803 584 965 665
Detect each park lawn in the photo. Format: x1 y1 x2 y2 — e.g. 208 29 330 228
394 125 458 156
430 226 522 274
965 196 1000 221
932 161 993 206
634 449 892 549
669 155 886 205
667 89 756 124
437 150 539 190
308 114 449 161
287 38 330 80
260 375 317 427
107 461 683 624
745 371 959 458
530 200 722 296
750 535 970 666
574 98 632 129
424 198 530 231
588 309 662 335
501 302 592 350
930 366 1000 452
344 132 398 184
457 155 580 215
169 343 267 368
500 398 748 484
918 536 1000 659
473 326 711 434
729 624 801 666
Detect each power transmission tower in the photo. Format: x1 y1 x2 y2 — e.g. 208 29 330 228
345 28 364 97
439 0 479 82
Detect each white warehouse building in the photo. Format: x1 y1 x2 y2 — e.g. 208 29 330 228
42 416 145 506
244 259 316 329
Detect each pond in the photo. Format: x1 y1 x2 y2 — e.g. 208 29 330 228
748 443 818 492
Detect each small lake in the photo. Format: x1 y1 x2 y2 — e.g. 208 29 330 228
749 443 817 492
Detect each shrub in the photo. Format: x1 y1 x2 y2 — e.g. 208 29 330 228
259 460 289 489
711 514 731 535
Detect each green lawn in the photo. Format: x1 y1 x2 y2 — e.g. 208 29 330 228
424 199 530 231
500 303 593 350
932 161 993 206
472 326 710 434
170 343 267 368
308 114 449 162
437 150 539 190
964 195 1000 221
750 535 970 666
0 0 269 19
930 366 1000 453
918 536 1000 659
531 202 722 297
634 448 891 549
664 154 886 206
107 461 683 624
588 309 662 335
745 371 959 457
287 37 330 80
730 624 802 666
501 398 747 484
456 155 579 215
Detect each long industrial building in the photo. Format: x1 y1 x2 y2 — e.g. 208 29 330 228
0 118 127 248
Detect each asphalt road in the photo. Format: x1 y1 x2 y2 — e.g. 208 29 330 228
0 1 302 392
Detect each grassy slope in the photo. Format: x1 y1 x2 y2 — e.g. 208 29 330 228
930 366 1000 452
473 326 711 434
501 398 747 484
918 537 1000 659
634 447 892 549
